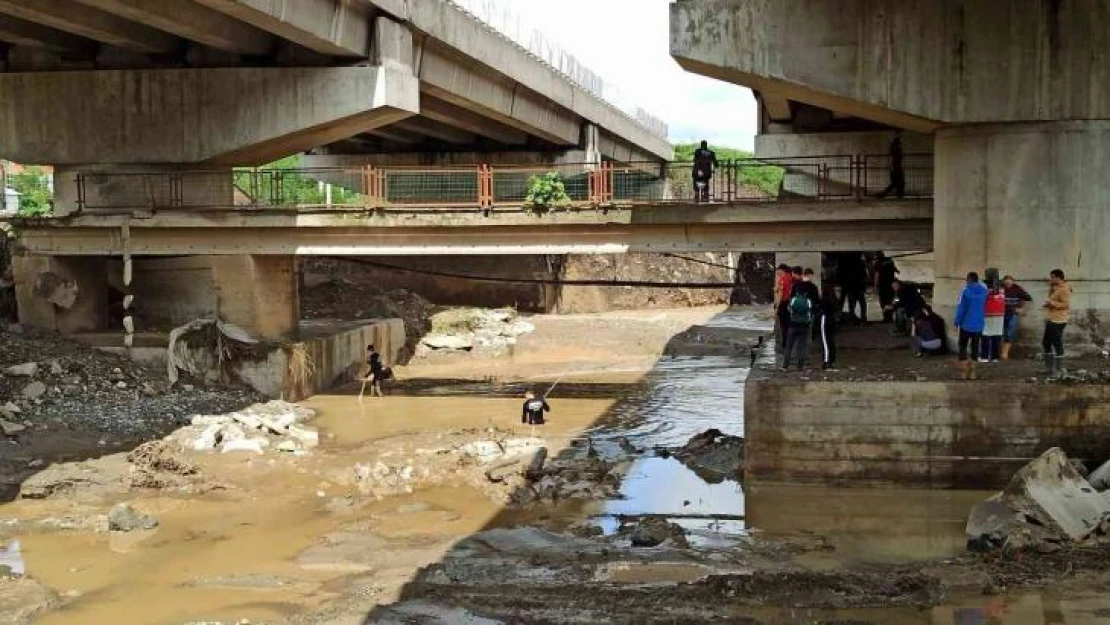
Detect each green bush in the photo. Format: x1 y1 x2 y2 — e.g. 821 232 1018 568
7 166 52 217
524 172 571 214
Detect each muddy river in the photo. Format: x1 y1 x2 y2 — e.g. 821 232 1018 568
2 307 1109 624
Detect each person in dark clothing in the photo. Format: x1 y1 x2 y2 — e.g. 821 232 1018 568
692 140 719 203
885 279 925 335
1001 275 1033 360
819 284 838 370
876 133 906 199
791 268 821 340
836 253 868 324
361 344 390 398
773 263 794 351
521 390 551 425
874 252 900 322
912 310 945 356
782 279 815 370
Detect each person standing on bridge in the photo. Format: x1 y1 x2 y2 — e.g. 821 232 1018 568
876 132 906 199
692 140 719 203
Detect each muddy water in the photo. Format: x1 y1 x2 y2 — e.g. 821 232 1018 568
0 306 1090 624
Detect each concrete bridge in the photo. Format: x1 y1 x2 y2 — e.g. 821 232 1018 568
0 0 670 207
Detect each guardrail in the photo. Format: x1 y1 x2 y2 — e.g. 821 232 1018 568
71 155 933 213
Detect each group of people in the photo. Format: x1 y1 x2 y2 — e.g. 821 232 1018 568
953 269 1071 378
773 264 839 370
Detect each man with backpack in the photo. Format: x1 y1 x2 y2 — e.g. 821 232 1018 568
692 140 719 203
783 268 818 370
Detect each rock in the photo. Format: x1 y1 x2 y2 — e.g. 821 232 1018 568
4 362 38 377
49 361 64 376
287 424 320 449
191 424 224 451
221 439 265 454
0 420 26 437
191 415 233 427
0 540 23 576
115 381 127 389
107 503 158 532
672 429 745 483
20 381 46 399
622 517 689 549
421 334 475 351
276 440 299 453
1070 458 1090 478
2 402 20 415
1089 459 1110 492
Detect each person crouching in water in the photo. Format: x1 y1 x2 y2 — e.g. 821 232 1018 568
522 390 550 425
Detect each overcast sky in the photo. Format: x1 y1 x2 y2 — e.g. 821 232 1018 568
509 0 758 150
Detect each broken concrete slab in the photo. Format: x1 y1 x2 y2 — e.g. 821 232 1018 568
1000 447 1110 541
0 420 26 437
20 381 46 399
3 362 37 377
1088 459 1110 492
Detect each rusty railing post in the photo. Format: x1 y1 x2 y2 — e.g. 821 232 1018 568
478 165 493 209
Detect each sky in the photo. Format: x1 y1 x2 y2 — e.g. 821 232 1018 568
504 0 758 151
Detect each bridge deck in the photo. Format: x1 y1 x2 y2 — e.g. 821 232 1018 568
17 200 933 256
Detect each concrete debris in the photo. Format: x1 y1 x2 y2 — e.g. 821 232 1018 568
3 363 37 377
33 271 78 309
0 420 25 437
0 541 23 577
620 517 690 549
1088 459 1110 492
670 429 745 483
967 447 1110 551
19 381 45 399
419 308 535 354
173 401 318 456
221 439 266 454
421 334 475 351
107 503 158 532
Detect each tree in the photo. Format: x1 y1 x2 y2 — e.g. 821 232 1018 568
7 166 52 217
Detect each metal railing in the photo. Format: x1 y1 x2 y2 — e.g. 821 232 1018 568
71 154 933 213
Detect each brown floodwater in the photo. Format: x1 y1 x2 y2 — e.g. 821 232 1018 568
2 307 1108 624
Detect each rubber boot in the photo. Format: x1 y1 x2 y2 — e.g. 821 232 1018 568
1043 352 1056 377
1000 343 1011 361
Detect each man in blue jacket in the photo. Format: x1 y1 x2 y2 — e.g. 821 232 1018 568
953 271 988 380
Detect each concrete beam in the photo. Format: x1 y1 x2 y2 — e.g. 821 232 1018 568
0 0 180 53
419 45 581 146
760 93 792 122
0 65 419 165
407 0 671 160
670 0 1110 128
420 95 529 146
72 0 275 56
394 116 476 145
303 151 591 168
0 14 97 52
366 125 424 145
194 0 373 58
16 219 932 256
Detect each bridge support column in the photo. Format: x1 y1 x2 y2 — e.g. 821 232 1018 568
12 255 109 334
933 121 1110 352
209 255 299 340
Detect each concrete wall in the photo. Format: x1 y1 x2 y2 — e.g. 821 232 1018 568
745 376 1110 488
12 255 110 334
212 255 298 340
55 165 234 216
932 121 1110 351
671 0 1110 128
237 319 405 401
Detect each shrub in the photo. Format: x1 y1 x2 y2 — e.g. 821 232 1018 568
524 172 571 214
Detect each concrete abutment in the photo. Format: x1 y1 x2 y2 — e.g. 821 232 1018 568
933 121 1110 352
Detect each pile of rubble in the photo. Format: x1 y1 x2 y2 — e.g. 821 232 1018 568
966 447 1110 552
167 401 320 455
349 429 619 505
0 325 261 441
664 428 745 483
417 308 535 355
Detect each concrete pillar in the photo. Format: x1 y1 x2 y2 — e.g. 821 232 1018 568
211 255 299 340
934 121 1110 352
13 255 109 333
583 123 602 167
54 165 234 216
